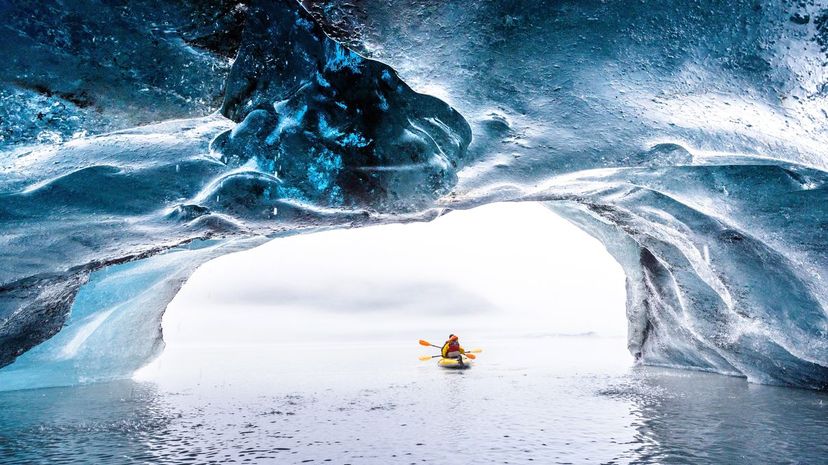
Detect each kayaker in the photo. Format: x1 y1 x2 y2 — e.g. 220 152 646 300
441 334 465 360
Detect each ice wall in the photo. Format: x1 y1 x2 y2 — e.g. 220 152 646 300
542 160 828 388
1 0 827 390
0 0 243 147
0 238 265 391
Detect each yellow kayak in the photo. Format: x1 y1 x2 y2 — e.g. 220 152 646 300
437 357 472 369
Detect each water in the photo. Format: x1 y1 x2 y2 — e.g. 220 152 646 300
1 336 825 464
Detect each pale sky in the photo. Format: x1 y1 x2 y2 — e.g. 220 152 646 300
162 202 628 347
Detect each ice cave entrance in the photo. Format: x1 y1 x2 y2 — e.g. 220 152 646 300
138 202 630 380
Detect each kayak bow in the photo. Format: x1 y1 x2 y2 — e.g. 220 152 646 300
437 357 472 369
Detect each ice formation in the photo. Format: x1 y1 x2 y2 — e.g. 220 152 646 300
1 0 827 390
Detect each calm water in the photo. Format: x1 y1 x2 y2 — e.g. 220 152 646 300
0 337 826 464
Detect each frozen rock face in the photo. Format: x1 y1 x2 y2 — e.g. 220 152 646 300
1 0 827 390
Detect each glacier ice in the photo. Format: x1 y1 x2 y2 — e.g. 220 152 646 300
1 0 828 390
0 237 265 392
0 0 245 147
215 0 472 211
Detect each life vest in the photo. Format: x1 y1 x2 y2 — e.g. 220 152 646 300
441 340 461 357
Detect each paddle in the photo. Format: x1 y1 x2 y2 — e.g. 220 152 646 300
419 339 482 352
419 340 482 353
418 354 476 361
419 339 481 360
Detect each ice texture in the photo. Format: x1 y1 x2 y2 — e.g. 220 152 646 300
1 0 828 390
0 0 243 147
216 0 472 210
0 238 265 391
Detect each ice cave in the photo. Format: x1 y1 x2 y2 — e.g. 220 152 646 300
1 0 828 394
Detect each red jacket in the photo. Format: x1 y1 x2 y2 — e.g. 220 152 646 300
441 340 462 357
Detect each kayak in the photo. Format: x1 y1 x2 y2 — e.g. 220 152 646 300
437 357 471 369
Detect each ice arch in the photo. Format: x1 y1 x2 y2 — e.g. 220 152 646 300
152 202 628 349
1 0 827 390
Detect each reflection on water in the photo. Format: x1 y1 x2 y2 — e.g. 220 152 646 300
610 368 828 464
0 381 175 463
0 337 825 464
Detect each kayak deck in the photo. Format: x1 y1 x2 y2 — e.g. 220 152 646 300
437 357 472 369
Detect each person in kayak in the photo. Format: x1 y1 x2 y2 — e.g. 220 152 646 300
441 334 465 361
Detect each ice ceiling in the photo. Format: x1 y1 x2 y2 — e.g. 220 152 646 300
0 0 827 390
